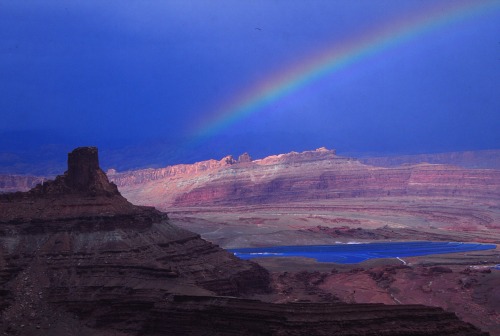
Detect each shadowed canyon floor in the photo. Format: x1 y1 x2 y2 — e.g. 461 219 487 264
166 200 500 334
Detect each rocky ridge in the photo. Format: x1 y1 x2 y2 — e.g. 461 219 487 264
0 147 489 335
0 147 270 335
102 147 500 209
4 147 500 200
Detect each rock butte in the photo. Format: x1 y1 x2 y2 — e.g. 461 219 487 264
0 147 489 335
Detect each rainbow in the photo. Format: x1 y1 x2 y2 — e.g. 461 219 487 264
192 0 499 139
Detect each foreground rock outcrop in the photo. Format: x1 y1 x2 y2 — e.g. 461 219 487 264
0 147 270 335
0 147 490 335
266 263 500 336
142 295 488 336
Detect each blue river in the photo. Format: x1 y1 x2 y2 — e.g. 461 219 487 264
229 241 497 264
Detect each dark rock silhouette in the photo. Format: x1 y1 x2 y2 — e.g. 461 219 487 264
0 147 270 335
27 146 120 197
65 146 116 194
0 147 165 228
221 154 237 165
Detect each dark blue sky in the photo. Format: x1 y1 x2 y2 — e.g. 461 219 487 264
1 1 499 173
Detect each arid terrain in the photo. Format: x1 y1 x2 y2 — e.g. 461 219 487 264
1 147 499 334
165 200 500 334
104 148 500 334
2 147 492 335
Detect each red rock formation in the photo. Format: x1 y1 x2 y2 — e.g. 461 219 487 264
171 160 500 207
0 147 157 225
0 147 490 335
0 147 270 335
255 146 337 165
303 225 480 241
238 152 252 163
108 155 236 187
99 147 500 210
4 148 499 200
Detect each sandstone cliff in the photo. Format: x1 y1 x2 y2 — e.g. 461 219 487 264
104 148 500 209
3 148 499 198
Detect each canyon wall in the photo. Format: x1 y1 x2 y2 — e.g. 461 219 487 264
1 147 488 335
3 148 500 204
102 148 500 209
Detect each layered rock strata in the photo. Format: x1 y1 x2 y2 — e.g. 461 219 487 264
103 148 500 208
0 147 491 335
4 148 500 207
143 295 488 336
0 147 270 335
